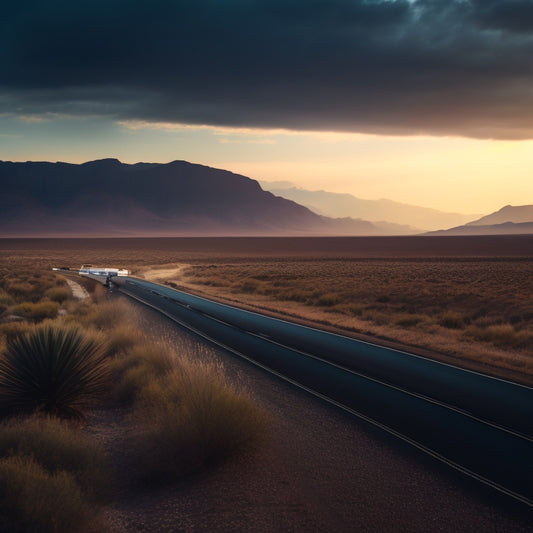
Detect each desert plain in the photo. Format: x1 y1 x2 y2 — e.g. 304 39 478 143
2 234 532 385
1 234 533 531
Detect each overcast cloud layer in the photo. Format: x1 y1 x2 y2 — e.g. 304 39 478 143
2 0 533 139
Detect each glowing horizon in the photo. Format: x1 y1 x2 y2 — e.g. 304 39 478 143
1 116 531 215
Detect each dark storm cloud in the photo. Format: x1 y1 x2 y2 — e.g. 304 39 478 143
2 0 533 139
470 0 533 33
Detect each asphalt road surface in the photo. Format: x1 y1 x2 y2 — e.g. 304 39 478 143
111 276 533 508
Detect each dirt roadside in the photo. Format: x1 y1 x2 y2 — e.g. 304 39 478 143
92 296 532 532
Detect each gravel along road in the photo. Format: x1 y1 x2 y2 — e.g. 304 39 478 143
101 294 532 533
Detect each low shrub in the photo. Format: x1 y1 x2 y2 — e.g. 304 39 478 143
11 300 60 321
111 365 152 405
316 293 341 307
5 282 35 301
235 279 261 293
132 359 268 482
63 299 93 323
0 291 14 307
106 324 145 356
78 299 137 331
45 287 71 303
279 289 309 303
108 343 173 404
395 314 423 327
0 454 104 533
0 415 111 503
484 324 517 346
468 323 529 348
0 325 110 419
439 311 464 329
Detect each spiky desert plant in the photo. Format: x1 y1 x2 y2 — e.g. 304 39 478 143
0 325 110 419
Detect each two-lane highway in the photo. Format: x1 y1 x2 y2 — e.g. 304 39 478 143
111 276 533 507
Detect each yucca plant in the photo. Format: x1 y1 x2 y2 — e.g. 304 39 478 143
0 325 110 419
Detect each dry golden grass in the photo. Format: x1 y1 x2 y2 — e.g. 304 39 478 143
107 342 174 404
0 415 111 503
0 415 111 532
10 300 60 321
0 454 105 533
163 259 533 383
131 357 269 482
45 286 71 303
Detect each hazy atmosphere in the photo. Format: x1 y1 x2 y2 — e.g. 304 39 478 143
2 0 533 214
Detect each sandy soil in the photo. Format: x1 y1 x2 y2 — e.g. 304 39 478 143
142 267 185 282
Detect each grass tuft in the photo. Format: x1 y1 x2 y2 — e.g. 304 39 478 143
132 359 269 482
4 282 35 301
0 415 111 503
0 454 104 533
106 324 145 356
11 300 60 322
45 287 71 303
108 343 174 404
316 293 341 307
468 323 531 348
395 314 424 327
439 311 464 329
75 299 138 331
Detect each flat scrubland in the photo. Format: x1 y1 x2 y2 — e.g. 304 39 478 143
163 258 533 384
1 235 532 385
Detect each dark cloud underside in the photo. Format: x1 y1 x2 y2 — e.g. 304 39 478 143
2 0 533 138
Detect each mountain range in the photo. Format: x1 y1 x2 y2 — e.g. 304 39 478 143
0 159 411 237
427 205 533 235
260 183 479 231
1 159 531 237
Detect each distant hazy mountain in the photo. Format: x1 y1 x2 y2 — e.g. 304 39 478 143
466 205 533 226
427 205 533 235
427 222 533 236
261 183 479 231
0 159 414 237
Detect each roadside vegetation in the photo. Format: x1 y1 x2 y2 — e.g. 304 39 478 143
171 259 533 381
0 262 268 531
0 325 110 420
131 358 267 482
0 416 110 533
